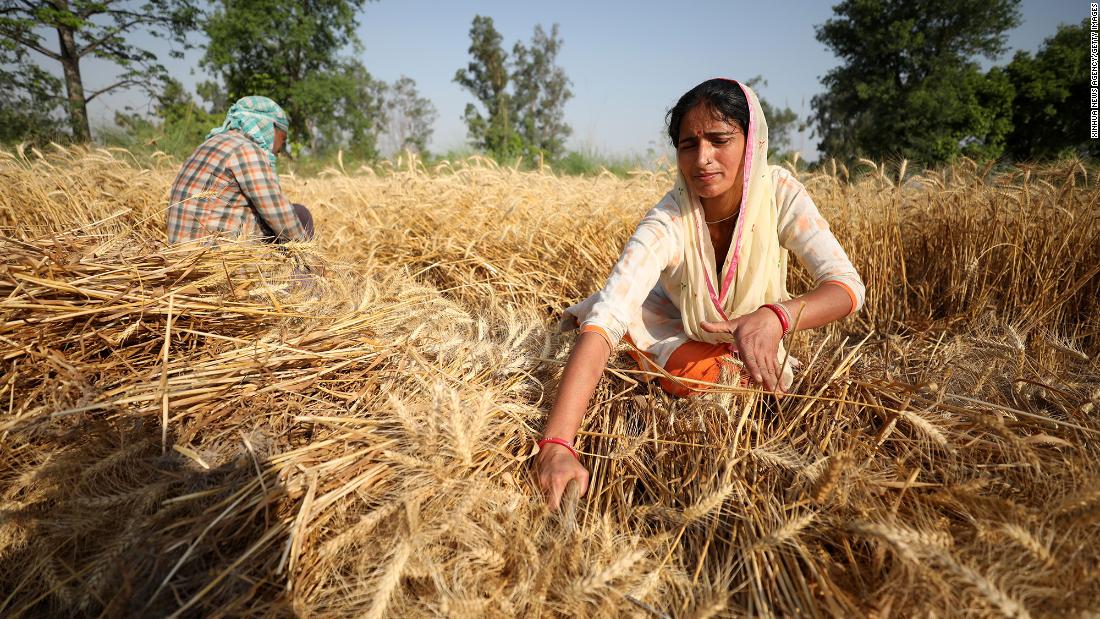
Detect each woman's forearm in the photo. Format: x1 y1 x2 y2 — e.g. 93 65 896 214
545 283 852 442
543 331 612 443
777 282 854 331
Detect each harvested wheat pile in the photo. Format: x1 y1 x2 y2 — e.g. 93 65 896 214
0 145 1098 617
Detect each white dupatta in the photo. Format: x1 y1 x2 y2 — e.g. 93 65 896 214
674 80 793 388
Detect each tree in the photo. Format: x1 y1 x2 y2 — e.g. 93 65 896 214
811 0 1021 165
454 15 573 161
511 24 572 160
454 15 517 158
200 0 383 156
0 42 66 143
0 0 199 142
1003 20 1092 160
381 76 438 156
745 76 799 159
111 77 221 157
304 59 385 159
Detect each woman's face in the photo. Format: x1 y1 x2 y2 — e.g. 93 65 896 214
675 103 746 202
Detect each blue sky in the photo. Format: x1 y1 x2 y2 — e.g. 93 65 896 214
80 0 1084 161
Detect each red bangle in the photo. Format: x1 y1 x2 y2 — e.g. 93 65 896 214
761 303 790 336
538 437 579 460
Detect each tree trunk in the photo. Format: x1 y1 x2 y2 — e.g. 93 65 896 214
56 22 91 142
307 117 317 153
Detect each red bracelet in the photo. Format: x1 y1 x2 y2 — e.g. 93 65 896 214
538 437 579 460
761 303 790 336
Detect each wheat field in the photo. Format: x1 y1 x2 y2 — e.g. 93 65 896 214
0 146 1098 617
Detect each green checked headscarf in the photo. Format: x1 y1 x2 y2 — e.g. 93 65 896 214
207 95 289 172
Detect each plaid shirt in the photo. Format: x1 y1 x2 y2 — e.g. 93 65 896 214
167 131 309 244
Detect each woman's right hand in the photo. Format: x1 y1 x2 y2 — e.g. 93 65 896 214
535 443 589 512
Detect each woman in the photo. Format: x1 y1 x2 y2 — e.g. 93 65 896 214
535 79 865 511
167 95 314 245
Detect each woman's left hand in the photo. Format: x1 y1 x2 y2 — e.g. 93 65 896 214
701 308 785 393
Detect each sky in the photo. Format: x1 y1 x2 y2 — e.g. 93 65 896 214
75 0 1085 162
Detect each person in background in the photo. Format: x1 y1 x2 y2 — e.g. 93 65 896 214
167 95 314 245
535 78 866 511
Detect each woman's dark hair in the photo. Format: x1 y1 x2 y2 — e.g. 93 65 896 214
666 79 750 147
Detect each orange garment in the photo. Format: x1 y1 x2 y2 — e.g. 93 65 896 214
581 325 745 397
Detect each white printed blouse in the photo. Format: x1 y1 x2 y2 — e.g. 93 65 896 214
563 165 866 368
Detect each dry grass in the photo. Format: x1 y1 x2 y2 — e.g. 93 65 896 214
0 144 1098 617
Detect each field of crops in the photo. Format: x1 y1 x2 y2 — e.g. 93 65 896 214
1 146 1098 617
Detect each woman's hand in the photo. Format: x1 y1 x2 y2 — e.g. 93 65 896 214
535 443 589 512
701 307 785 392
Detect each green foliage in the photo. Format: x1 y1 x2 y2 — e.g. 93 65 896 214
381 76 438 157
554 148 651 177
200 0 383 157
888 63 1015 162
967 66 1016 160
0 44 66 144
454 16 517 159
0 0 199 142
103 78 221 159
157 79 221 137
306 60 386 160
107 73 436 170
1004 20 1093 160
812 0 1021 165
745 76 800 160
454 15 573 162
511 24 573 161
